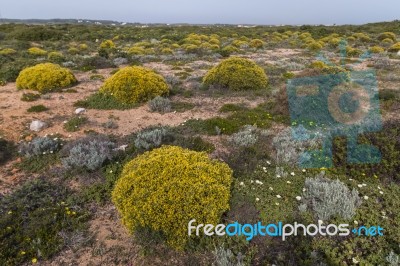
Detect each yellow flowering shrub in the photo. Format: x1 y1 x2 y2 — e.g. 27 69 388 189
250 39 265 49
127 46 146 55
0 48 17 55
378 32 396 42
16 63 77 93
99 40 115 49
369 46 385 54
388 42 400 52
68 47 79 55
100 66 169 104
112 145 233 249
47 51 65 62
79 43 88 50
28 47 47 56
203 57 269 91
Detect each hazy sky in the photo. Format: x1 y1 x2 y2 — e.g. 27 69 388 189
1 0 399 25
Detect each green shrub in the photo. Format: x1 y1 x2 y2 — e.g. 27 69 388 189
16 63 77 93
112 145 232 249
21 92 41 102
219 45 239 57
27 104 49 113
100 66 169 104
0 178 87 265
0 59 35 82
203 57 268 91
47 51 65 63
0 138 14 165
63 116 88 132
74 92 138 110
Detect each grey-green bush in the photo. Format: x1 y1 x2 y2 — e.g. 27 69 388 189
61 136 115 171
213 246 244 266
134 127 169 150
229 125 258 147
302 173 361 220
148 96 171 113
19 137 61 157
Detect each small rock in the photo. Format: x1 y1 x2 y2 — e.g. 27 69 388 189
75 108 86 115
114 144 128 151
30 120 47 132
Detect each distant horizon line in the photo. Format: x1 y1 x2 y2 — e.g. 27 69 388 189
0 17 398 27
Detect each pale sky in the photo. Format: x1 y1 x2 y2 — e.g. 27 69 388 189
1 0 399 25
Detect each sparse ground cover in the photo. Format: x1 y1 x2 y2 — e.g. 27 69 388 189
0 22 399 265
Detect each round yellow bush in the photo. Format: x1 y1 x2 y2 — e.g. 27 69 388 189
99 40 115 49
16 63 77 93
28 47 47 56
100 66 169 104
250 39 265 49
378 32 396 42
388 42 400 52
112 145 233 249
369 46 385 54
0 48 17 55
203 57 268 91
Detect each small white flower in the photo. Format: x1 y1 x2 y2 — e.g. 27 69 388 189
363 196 369 200
275 202 279 206
354 220 358 225
379 191 384 195
296 196 302 201
290 172 295 176
110 170 113 173
349 178 353 181
302 188 306 192
239 182 244 186
287 181 291 184
362 183 367 187
53 138 58 141
43 152 46 155
262 167 267 170
276 195 282 199
276 175 281 178
357 184 363 188
352 258 360 264
269 187 274 191
378 186 381 190
50 151 53 154
302 169 306 173
266 161 271 165
255 198 260 202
